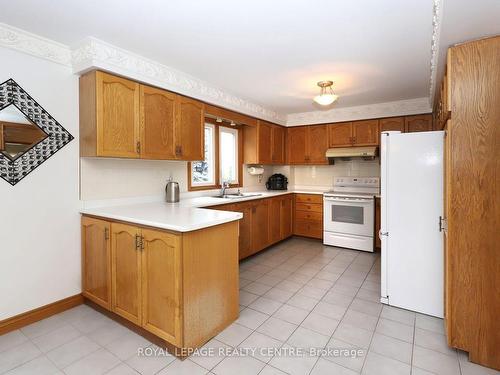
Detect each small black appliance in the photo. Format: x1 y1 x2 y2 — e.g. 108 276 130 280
266 173 288 190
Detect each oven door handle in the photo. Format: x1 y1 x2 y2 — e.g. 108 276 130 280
324 197 373 203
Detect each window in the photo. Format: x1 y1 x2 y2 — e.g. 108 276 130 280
219 127 238 184
190 124 216 187
189 121 241 190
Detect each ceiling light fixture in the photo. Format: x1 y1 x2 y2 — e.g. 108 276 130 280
230 121 236 127
313 80 338 106
216 117 223 123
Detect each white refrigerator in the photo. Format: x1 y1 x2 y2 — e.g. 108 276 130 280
380 131 444 318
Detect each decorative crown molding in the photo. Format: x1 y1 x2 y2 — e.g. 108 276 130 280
71 37 286 124
429 0 443 107
0 23 71 66
286 97 432 126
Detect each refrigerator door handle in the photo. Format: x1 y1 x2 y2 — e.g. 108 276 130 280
379 230 389 239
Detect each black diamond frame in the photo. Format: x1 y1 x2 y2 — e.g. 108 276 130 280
0 79 74 186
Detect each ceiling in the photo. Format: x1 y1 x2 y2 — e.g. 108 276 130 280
0 0 434 115
0 1 498 117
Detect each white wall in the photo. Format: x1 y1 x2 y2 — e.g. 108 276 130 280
0 47 80 319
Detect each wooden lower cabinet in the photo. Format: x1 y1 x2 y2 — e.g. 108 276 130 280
81 217 112 309
293 194 323 239
141 228 182 345
111 222 142 325
211 194 295 259
82 216 239 352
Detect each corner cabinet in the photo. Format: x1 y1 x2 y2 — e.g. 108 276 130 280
80 70 204 161
81 216 239 351
244 120 286 165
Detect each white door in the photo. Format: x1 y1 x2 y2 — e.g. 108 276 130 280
381 131 444 318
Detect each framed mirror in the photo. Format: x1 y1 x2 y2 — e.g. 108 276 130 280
0 79 73 185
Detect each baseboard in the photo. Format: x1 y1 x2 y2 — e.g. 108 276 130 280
0 294 83 335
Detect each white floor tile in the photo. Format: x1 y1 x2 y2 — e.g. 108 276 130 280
286 327 329 349
311 358 359 375
258 365 288 375
369 333 412 364
20 315 66 339
125 345 175 375
323 338 366 372
215 323 253 347
333 322 373 349
31 324 81 353
242 282 272 296
262 288 294 303
412 345 460 375
349 298 382 318
235 308 269 330
362 351 410 375
158 358 208 375
312 301 347 320
248 297 283 315
64 348 121 375
105 363 140 375
273 304 309 325
300 312 340 336
286 294 319 311
415 314 445 335
256 317 298 342
269 344 318 375
213 355 266 375
238 331 283 363
46 336 100 369
414 328 456 356
189 339 230 371
4 355 58 375
375 318 414 343
380 305 415 326
0 330 28 353
104 331 151 361
342 310 378 332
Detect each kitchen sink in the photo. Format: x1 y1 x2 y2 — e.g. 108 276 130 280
212 193 262 199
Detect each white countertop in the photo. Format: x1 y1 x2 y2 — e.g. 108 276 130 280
80 189 328 232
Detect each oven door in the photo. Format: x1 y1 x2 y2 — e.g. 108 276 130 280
323 196 374 237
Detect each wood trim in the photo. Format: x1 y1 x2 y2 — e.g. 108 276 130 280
204 104 258 127
0 294 83 335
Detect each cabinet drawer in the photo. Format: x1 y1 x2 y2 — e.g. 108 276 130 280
294 220 323 239
295 203 323 213
295 211 323 222
295 194 323 204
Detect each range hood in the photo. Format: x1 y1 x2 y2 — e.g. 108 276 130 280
325 146 378 163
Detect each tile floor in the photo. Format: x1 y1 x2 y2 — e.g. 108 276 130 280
1 237 497 375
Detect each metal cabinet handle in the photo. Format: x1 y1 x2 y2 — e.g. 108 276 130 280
104 228 109 240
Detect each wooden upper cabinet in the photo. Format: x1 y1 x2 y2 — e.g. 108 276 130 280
111 222 142 325
405 114 433 132
287 127 308 164
258 121 273 164
81 217 111 309
380 117 405 132
243 121 285 165
140 85 176 159
328 122 353 147
175 96 204 160
96 71 140 158
141 229 182 345
80 70 204 161
272 125 285 164
308 125 329 164
352 119 379 146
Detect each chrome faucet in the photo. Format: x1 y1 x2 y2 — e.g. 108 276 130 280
220 181 230 197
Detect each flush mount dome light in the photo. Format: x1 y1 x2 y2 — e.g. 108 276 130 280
313 80 339 106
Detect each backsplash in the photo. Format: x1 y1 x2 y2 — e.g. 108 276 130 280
79 158 273 200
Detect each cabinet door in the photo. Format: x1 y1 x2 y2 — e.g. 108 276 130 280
237 203 253 260
308 125 329 164
140 85 176 159
380 117 405 132
141 229 182 345
353 119 379 146
258 121 273 164
111 223 142 325
251 200 270 253
96 71 140 158
287 127 308 164
175 96 204 160
405 114 433 132
328 122 353 147
272 126 285 164
82 217 111 309
280 195 293 239
269 198 281 244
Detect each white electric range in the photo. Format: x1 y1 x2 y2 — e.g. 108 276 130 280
323 177 380 252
